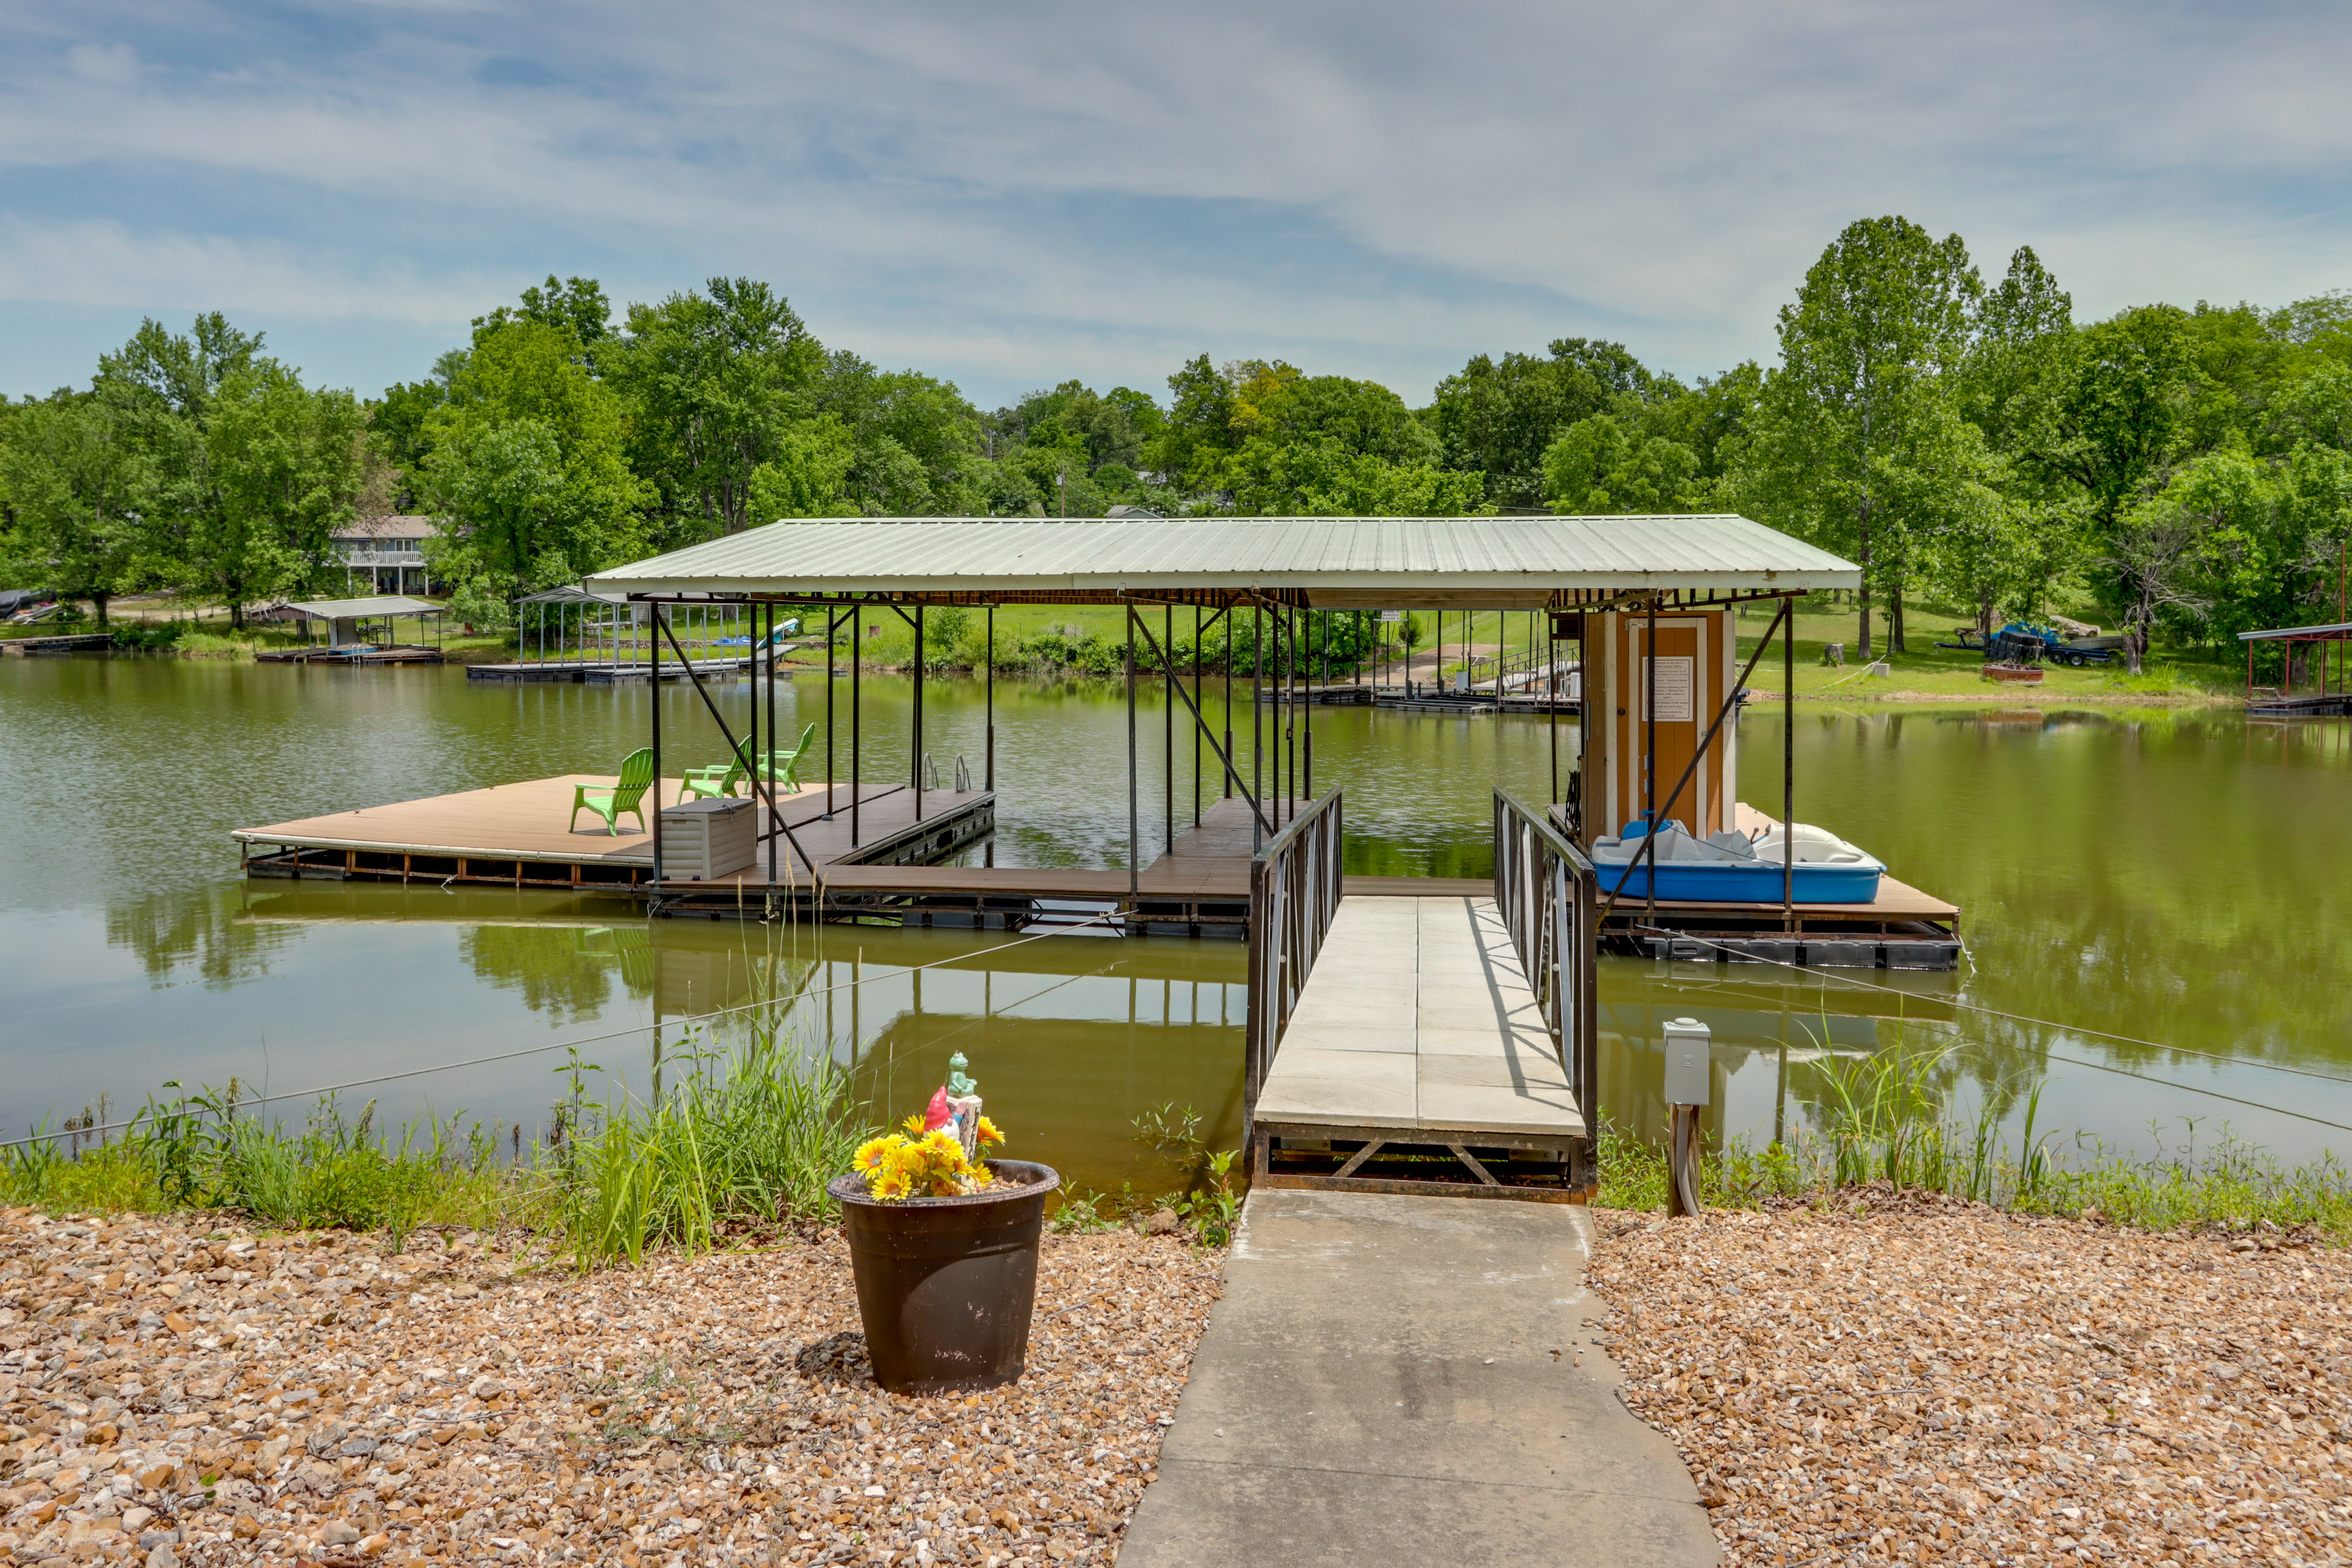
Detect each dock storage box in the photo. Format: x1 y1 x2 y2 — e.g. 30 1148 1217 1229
657 797 756 880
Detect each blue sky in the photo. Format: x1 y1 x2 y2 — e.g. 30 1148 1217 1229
4 0 2350 410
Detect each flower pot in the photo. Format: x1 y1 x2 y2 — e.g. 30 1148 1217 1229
826 1159 1060 1395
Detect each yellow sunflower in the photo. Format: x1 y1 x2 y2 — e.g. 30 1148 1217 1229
975 1115 1005 1146
854 1136 894 1173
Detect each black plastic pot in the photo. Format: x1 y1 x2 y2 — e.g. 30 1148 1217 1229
827 1159 1060 1395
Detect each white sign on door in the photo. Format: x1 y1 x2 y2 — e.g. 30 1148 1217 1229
1643 656 1695 723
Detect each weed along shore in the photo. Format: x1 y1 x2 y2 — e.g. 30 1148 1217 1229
0 1207 1222 1567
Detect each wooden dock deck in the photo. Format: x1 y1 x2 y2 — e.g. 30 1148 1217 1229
1253 895 1587 1199
236 779 1956 955
463 654 769 683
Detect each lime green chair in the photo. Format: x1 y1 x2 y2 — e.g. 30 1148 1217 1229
681 741 753 802
570 748 657 835
755 723 819 794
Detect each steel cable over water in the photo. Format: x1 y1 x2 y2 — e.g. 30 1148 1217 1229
0 910 1124 1152
1634 925 2352 1135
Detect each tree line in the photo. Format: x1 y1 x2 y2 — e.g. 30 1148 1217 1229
3 225 2347 669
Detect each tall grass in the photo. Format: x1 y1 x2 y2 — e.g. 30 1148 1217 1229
0 1023 872 1268
549 1030 870 1268
1598 1038 2352 1242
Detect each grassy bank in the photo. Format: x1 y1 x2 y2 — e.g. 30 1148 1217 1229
1596 1049 2352 1242
0 1028 872 1266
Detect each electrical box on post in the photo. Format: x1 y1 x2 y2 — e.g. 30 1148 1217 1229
1662 1017 1712 1106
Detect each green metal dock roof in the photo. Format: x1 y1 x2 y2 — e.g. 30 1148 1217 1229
587 514 1858 606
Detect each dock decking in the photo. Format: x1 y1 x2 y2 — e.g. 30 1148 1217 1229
236 777 1956 956
464 654 766 683
1253 895 1588 1199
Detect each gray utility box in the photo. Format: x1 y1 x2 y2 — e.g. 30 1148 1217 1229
1662 1016 1713 1106
657 797 756 881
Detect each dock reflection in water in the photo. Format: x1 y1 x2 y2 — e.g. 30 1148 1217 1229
224 882 1244 1199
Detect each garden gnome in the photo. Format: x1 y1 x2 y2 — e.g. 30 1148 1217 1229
945 1052 983 1163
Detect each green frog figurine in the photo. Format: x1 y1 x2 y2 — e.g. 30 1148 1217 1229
946 1052 983 1161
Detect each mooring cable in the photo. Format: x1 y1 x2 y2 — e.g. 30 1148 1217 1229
1631 925 2352 1090
0 910 1126 1152
1633 925 2352 1134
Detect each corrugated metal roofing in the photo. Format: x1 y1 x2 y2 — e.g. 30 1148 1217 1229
286 595 444 619
586 514 1860 599
2237 621 2352 641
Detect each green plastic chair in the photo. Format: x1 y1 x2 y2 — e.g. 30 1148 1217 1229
571 748 657 835
680 740 753 802
755 723 819 795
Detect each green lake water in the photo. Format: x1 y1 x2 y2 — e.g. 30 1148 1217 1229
1 654 2348 1193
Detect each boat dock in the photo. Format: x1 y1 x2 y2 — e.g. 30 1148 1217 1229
2 631 116 654
235 778 1956 960
255 644 443 665
464 654 763 683
235 783 1476 934
1251 895 1588 1197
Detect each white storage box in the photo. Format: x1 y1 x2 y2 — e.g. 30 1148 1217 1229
657 797 756 880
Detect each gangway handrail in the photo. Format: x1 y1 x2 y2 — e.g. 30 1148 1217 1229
1492 786 1599 1124
1243 786 1344 1144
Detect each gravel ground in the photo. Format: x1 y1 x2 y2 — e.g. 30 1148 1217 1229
0 1206 1223 1566
1587 1189 2352 1567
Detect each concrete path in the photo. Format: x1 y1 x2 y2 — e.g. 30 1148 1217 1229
1118 1191 1721 1568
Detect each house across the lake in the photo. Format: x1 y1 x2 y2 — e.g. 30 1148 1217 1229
332 515 439 595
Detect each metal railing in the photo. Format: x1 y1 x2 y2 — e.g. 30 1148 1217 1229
1493 787 1599 1119
1243 786 1344 1142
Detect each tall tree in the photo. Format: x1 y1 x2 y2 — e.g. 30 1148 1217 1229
604 278 824 535
815 353 984 516
0 393 145 624
1541 413 1700 514
1425 339 1661 509
1742 217 1981 655
89 314 267 618
423 319 647 615
197 363 369 618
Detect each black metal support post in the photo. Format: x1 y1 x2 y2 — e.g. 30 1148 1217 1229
1128 611 1270 836
851 604 862 848
985 603 996 791
1126 605 1140 899
1164 603 1174 858
1645 597 1658 927
649 604 663 887
1784 592 1796 933
913 603 925 823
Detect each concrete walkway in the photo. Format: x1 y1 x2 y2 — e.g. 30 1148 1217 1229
1118 1191 1721 1568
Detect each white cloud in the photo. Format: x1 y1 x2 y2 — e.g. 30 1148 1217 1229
1 0 2349 400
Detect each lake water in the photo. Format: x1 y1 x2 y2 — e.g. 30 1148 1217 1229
2 654 2348 1194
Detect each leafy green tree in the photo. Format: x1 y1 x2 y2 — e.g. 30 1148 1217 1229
1541 413 1700 513
423 319 648 612
424 419 570 620
1427 339 1668 508
91 314 265 619
815 353 984 515
475 274 612 350
0 393 145 623
604 278 824 535
198 362 369 620
1741 216 1980 655
1960 247 2073 452
1149 354 1240 487
747 415 858 518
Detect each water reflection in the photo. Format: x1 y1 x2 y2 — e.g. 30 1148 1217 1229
8 652 2352 1170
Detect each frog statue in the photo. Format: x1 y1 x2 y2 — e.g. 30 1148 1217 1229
944 1052 983 1163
